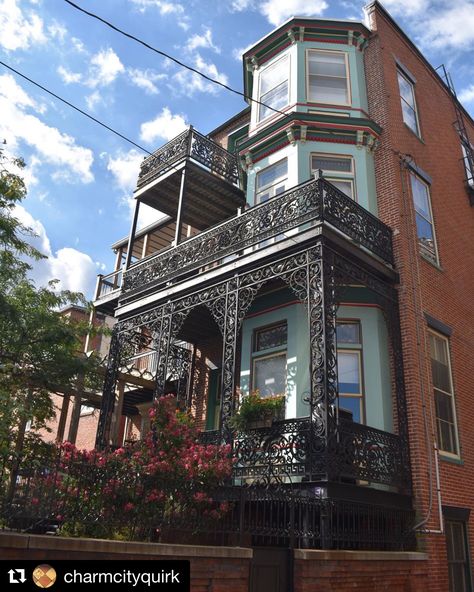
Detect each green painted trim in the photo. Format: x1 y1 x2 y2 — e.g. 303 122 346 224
439 453 464 466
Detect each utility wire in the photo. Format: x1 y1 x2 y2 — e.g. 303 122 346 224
0 60 153 156
63 0 291 121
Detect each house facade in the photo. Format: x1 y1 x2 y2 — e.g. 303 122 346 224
92 2 473 590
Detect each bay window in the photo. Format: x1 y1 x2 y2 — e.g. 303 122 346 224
311 153 355 199
337 321 364 423
307 50 350 105
252 322 287 398
258 55 288 122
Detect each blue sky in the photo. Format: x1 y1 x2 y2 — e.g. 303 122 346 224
1 0 473 299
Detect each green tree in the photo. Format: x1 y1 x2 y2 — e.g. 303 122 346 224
0 150 102 454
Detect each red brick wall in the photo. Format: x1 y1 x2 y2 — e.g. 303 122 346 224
294 552 429 592
364 4 474 590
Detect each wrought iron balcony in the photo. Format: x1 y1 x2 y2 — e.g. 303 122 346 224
201 416 410 493
123 177 394 296
137 127 240 189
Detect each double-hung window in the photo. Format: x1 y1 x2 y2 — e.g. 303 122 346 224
311 154 355 199
252 322 287 398
429 331 460 456
307 50 350 105
410 173 438 264
461 142 474 188
336 321 364 423
255 159 287 205
445 519 472 592
258 55 288 122
397 69 420 136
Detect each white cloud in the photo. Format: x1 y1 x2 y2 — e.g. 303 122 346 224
0 74 94 183
87 48 124 87
417 1 474 50
71 37 86 53
14 205 98 296
106 149 165 228
57 65 82 84
85 90 103 111
129 0 184 15
379 0 428 17
0 0 46 51
459 84 474 104
186 29 220 54
48 20 67 41
231 0 253 10
172 54 228 95
128 68 167 95
260 0 328 25
140 107 188 144
232 42 254 61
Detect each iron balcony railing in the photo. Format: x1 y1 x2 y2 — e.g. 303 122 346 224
136 126 240 189
201 416 410 493
123 177 394 295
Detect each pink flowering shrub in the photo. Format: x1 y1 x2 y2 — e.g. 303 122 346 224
42 395 234 540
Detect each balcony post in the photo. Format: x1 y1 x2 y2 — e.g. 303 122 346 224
125 199 141 269
174 168 187 246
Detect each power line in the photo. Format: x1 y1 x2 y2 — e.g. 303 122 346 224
63 0 290 121
0 60 152 156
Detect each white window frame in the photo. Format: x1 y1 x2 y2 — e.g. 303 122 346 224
397 69 421 136
428 330 460 458
409 172 439 264
255 158 288 205
306 49 351 106
257 54 289 123
311 153 356 200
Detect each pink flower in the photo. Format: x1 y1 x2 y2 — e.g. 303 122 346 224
124 502 134 512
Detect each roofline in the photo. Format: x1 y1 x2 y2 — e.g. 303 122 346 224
58 304 87 314
111 214 172 250
242 16 369 58
364 0 474 129
207 106 250 138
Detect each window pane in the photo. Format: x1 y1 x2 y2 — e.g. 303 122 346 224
411 175 431 219
312 155 352 173
401 101 419 134
432 359 451 392
261 58 287 94
260 81 288 119
257 159 288 190
336 323 360 344
255 323 288 351
309 51 347 77
337 351 360 394
253 354 286 397
398 72 415 107
435 390 454 424
329 178 353 199
415 212 434 245
339 396 361 423
310 75 348 104
446 520 469 592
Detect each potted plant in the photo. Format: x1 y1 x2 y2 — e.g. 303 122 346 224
231 390 286 431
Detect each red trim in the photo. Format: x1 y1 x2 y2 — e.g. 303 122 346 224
339 302 384 311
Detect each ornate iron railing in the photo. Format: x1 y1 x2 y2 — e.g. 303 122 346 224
136 127 239 189
123 177 393 294
201 417 409 492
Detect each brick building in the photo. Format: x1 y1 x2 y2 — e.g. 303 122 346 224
90 2 473 590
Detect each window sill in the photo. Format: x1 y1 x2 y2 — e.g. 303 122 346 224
420 252 443 271
439 453 463 466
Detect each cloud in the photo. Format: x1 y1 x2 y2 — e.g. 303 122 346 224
57 65 82 84
416 1 474 50
172 54 228 95
129 0 184 15
47 20 67 42
230 0 253 10
0 74 94 183
459 84 474 104
140 107 188 144
260 0 328 25
14 205 99 296
232 42 254 61
87 48 125 87
378 0 429 17
186 29 220 54
0 0 46 51
85 90 103 111
128 68 167 95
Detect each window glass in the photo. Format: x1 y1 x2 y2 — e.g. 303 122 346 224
308 50 349 105
336 322 360 344
311 154 355 200
253 353 287 398
337 350 362 423
461 143 474 187
328 179 353 199
445 520 471 592
429 332 459 455
397 70 420 135
256 159 287 204
255 323 287 351
258 56 288 121
410 173 438 263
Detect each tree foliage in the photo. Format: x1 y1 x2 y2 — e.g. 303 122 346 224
0 150 102 452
